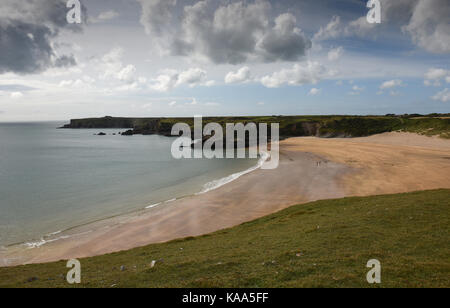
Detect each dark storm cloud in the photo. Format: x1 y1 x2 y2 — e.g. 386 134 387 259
314 0 450 54
137 0 312 64
0 0 85 74
258 13 312 62
381 0 450 54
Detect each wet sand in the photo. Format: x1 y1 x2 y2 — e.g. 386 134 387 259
1 132 449 267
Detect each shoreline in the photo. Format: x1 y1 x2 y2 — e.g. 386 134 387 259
4 150 270 251
1 132 449 267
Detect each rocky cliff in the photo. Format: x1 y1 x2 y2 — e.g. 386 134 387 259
61 115 450 139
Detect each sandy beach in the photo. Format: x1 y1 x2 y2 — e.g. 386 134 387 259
1 132 449 267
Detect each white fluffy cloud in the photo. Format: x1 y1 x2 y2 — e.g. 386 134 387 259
378 79 404 96
424 68 450 86
225 67 251 84
99 48 141 85
349 85 364 96
309 88 320 96
138 0 311 64
345 16 377 37
97 47 149 92
90 10 119 24
313 15 376 41
177 68 207 86
432 88 450 102
10 92 24 99
260 61 334 88
380 79 403 90
327 47 344 61
313 15 341 41
425 68 448 80
58 78 91 89
150 68 211 92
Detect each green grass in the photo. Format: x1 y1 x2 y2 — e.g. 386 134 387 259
399 117 450 138
1 190 449 288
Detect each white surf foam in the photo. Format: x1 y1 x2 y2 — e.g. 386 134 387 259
47 230 62 236
23 230 94 249
145 202 162 209
197 151 270 195
24 235 70 249
145 198 178 210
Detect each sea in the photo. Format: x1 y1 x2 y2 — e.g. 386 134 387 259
0 122 260 247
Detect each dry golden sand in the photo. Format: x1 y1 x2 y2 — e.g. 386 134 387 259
283 132 450 196
1 132 449 266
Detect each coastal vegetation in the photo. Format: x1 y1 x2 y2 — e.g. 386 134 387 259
1 189 448 288
62 114 450 139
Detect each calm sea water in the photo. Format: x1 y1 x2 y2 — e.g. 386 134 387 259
0 122 257 247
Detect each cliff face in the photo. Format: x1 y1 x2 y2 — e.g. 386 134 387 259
61 116 323 137
62 117 136 129
62 116 173 136
60 115 450 139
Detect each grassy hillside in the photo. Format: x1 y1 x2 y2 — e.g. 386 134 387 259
1 190 449 288
62 115 450 139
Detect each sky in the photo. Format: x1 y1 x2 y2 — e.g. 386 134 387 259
0 0 449 122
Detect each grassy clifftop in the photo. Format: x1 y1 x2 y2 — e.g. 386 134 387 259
1 189 449 288
62 115 450 139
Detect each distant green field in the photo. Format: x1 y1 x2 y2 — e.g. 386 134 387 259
1 190 449 288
